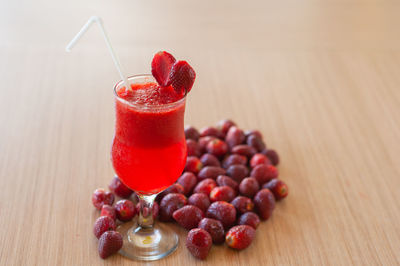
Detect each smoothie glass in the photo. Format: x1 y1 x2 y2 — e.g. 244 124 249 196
112 75 187 261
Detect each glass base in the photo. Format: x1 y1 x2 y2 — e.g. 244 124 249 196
117 221 178 261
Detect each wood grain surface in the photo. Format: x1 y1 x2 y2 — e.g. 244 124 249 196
1 0 400 265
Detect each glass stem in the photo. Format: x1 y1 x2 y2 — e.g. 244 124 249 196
137 194 156 229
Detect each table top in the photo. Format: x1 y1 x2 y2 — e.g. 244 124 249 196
1 0 400 265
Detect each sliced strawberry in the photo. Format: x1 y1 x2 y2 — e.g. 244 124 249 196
151 51 176 87
169 60 196 94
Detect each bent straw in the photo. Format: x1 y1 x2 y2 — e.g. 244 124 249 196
66 16 130 91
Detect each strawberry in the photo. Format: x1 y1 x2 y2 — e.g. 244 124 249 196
209 186 236 202
156 183 185 202
197 166 226 181
206 201 236 229
200 154 221 167
206 139 228 158
222 154 247 169
250 153 271 168
159 193 187 222
177 172 198 195
185 126 200 141
237 212 261 229
93 216 116 239
186 228 212 260
216 175 239 191
251 164 279 185
115 199 136 222
231 196 254 214
100 205 116 221
184 156 203 175
198 218 225 244
216 119 236 136
262 179 289 200
151 51 176 87
108 176 133 198
98 231 123 259
92 188 114 210
169 60 196 94
262 149 280 166
225 225 256 250
193 178 217 195
254 189 275 220
173 205 204 230
188 193 211 212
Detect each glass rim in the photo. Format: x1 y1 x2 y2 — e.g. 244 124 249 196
113 74 187 110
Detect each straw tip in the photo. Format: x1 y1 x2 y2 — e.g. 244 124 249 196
90 16 103 24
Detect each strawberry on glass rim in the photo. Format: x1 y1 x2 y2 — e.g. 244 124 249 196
151 51 196 95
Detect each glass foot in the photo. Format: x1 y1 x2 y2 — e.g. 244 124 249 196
117 221 178 261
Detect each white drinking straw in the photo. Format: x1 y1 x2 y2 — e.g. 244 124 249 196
66 16 130 91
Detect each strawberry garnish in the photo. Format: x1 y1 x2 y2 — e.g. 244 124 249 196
169 60 196 94
151 51 176 87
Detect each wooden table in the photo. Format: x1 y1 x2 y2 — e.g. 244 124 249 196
1 0 399 265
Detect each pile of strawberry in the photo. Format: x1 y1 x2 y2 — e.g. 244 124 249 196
91 119 288 260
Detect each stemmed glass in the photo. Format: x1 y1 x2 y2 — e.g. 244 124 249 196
111 75 187 261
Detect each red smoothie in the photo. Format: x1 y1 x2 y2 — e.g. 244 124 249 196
111 78 187 194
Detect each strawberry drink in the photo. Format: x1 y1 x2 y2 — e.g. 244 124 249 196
112 77 187 194
113 51 196 261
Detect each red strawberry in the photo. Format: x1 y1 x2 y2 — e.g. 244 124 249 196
231 196 254 214
200 127 224 139
100 204 116 221
193 178 217 195
237 212 261 229
177 172 198 195
206 139 228 158
169 60 196 94
92 188 114 210
216 119 236 136
159 193 187 222
197 166 226 181
184 156 203 175
151 51 176 87
262 179 289 200
254 189 275 220
185 126 200 141
98 231 123 259
209 186 236 202
188 193 211 212
115 199 136 222
239 177 260 198
262 149 280 166
198 218 225 244
156 183 185 202
108 176 133 198
186 228 212 260
173 205 204 230
200 154 221 167
222 154 247 169
198 136 216 153
225 225 256 250
186 139 201 157
93 216 116 239
250 153 271 168
251 164 279 185
206 201 236 229
216 175 239 191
